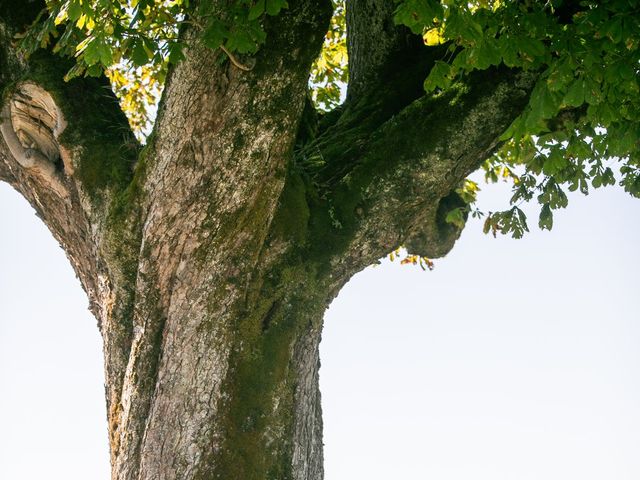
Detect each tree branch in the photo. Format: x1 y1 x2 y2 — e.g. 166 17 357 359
346 0 421 101
304 67 536 276
303 0 449 156
0 1 140 313
0 124 103 303
1 9 150 473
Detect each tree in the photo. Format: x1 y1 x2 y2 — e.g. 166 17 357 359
0 0 638 479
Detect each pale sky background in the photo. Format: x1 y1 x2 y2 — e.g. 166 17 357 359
0 172 639 479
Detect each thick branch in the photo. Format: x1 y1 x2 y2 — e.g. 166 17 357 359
2 3 139 194
1 4 139 228
1 9 144 465
303 67 536 276
307 2 449 154
346 0 422 101
1 9 141 312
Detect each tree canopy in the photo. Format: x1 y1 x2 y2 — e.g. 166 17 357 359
18 0 640 245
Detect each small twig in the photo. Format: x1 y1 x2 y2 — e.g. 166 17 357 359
220 45 254 71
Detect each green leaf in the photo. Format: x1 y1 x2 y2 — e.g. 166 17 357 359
68 1 82 21
266 0 287 16
97 38 113 66
473 38 501 70
615 62 636 81
203 19 229 50
584 78 603 105
445 207 466 229
604 17 624 43
563 79 585 107
83 37 101 65
542 149 569 176
518 37 545 62
131 39 149 66
63 62 86 82
538 180 568 210
86 63 102 77
530 82 560 121
608 125 638 157
394 0 441 34
539 204 553 230
546 59 573 92
226 23 264 54
168 42 185 64
248 0 265 21
499 34 520 67
424 61 452 92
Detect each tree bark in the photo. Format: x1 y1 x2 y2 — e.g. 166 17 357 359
0 1 536 478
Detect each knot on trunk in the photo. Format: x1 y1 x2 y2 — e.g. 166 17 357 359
404 191 467 259
0 82 68 197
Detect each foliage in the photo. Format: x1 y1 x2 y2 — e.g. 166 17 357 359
309 0 348 111
18 0 640 238
23 0 290 73
106 62 163 136
20 0 288 135
20 0 344 133
394 0 640 237
389 248 435 271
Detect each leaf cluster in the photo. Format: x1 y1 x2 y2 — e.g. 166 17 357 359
19 0 288 135
198 0 288 54
309 0 347 111
389 248 435 271
395 0 640 236
17 0 640 242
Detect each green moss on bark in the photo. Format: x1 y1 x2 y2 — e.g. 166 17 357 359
201 259 326 480
269 168 310 245
18 50 138 199
213 308 297 479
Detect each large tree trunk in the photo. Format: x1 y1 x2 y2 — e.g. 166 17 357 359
107 245 335 480
0 1 536 478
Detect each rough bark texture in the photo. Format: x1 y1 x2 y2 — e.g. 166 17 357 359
0 1 535 479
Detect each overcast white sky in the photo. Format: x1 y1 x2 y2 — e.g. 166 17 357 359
1 175 639 479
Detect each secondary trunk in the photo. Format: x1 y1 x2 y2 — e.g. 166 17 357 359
92 6 341 476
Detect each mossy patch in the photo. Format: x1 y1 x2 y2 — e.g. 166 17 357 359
202 260 325 480
268 167 310 245
212 307 297 479
21 50 139 200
